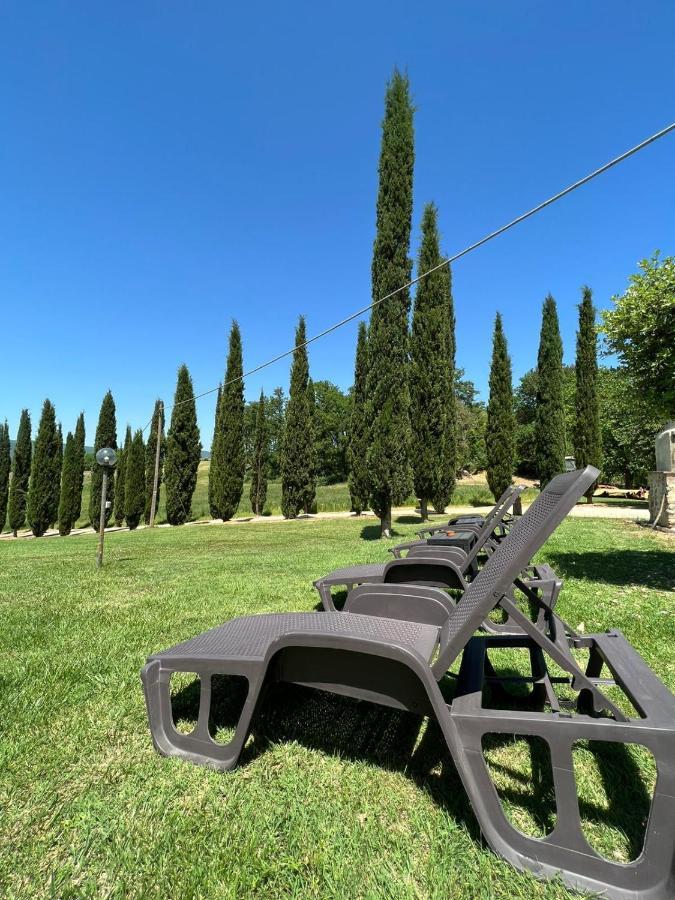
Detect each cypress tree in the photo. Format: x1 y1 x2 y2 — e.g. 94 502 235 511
58 430 77 535
281 316 314 519
8 409 31 536
27 399 61 537
486 313 515 500
51 423 63 528
165 364 202 525
209 322 245 520
0 422 10 531
144 399 165 523
207 385 222 517
348 322 370 514
535 295 566 488
304 377 317 514
114 426 132 526
574 286 602 501
249 390 268 515
410 203 451 519
365 69 415 537
435 254 457 513
72 413 85 526
124 429 146 530
89 391 117 527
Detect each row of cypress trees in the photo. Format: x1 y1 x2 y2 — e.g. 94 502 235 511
485 290 602 501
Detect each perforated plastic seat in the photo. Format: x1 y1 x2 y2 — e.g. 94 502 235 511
149 612 441 667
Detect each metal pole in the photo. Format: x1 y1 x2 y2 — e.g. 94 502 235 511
96 468 108 569
148 402 163 527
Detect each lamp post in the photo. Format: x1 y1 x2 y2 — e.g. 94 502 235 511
95 447 117 569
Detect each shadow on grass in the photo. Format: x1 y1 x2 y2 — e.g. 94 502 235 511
170 673 651 859
546 550 674 591
360 524 403 541
395 515 424 525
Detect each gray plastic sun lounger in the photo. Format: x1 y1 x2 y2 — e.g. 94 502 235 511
417 484 522 539
141 465 675 898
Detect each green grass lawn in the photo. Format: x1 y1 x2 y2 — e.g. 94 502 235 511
1 516 672 897
69 462 538 528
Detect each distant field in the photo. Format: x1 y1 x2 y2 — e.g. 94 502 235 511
71 462 540 527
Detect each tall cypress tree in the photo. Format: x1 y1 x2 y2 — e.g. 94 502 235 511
144 399 165 524
410 203 451 519
207 385 222 517
58 430 77 536
27 399 61 537
486 312 515 500
535 295 566 488
51 423 63 528
249 390 268 515
89 391 117 527
366 69 415 537
304 377 317 513
209 322 245 520
435 253 457 513
574 286 602 501
281 316 314 519
72 413 85 526
114 426 132 526
8 409 31 536
0 422 10 531
348 322 370 515
124 429 146 530
165 364 202 525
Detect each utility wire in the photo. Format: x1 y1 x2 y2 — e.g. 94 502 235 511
144 120 675 432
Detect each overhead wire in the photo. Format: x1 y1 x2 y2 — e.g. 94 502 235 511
143 120 675 433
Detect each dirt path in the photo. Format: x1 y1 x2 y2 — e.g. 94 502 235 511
0 501 651 540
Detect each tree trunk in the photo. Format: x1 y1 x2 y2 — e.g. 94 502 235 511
380 505 392 538
513 495 523 516
420 497 428 520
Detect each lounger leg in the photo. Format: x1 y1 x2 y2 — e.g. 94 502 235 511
438 705 675 900
141 661 267 771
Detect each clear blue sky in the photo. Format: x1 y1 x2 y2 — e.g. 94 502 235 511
1 2 673 446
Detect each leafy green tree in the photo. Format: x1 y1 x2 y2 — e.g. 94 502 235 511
305 381 350 483
165 364 202 525
602 253 675 418
410 202 451 518
265 388 286 479
209 322 245 520
89 391 117 527
114 426 132 526
8 409 31 536
366 69 415 537
574 287 602 500
144 400 165 524
58 430 78 535
597 368 661 487
535 295 565 487
454 371 487 475
304 378 317 513
486 313 515 500
0 422 10 531
27 399 61 537
72 413 85 525
124 429 146 530
249 390 268 515
348 322 370 514
281 317 315 518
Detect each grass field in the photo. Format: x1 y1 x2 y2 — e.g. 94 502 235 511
1 514 673 897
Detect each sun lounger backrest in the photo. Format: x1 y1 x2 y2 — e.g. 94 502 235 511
432 466 599 676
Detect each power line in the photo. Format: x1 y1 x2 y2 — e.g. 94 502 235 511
145 119 675 431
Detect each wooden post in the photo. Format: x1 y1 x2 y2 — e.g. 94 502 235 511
96 468 108 569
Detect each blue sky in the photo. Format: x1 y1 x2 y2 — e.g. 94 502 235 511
1 2 674 446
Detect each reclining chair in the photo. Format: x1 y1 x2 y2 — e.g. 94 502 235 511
141 465 675 898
